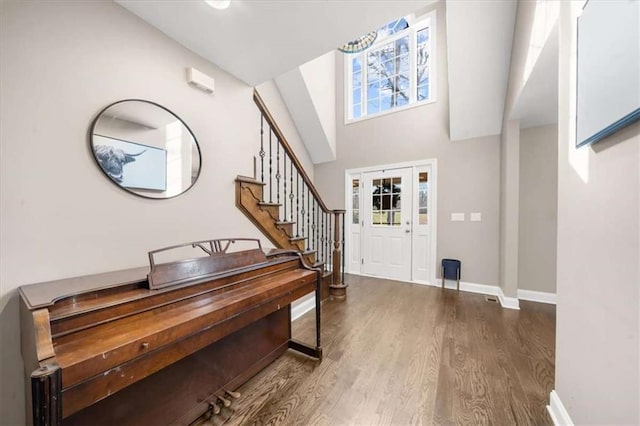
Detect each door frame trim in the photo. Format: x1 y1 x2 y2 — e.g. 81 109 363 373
344 158 438 286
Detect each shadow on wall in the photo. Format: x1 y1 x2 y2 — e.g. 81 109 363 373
0 293 25 425
592 121 640 154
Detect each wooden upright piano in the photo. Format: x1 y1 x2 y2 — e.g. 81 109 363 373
19 238 322 426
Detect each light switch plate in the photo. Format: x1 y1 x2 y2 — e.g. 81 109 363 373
470 212 482 222
451 213 465 222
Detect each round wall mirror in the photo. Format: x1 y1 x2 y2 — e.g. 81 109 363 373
90 99 201 199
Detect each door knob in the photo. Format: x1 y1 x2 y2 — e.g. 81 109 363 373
405 229 411 233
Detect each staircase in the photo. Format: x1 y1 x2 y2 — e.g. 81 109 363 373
235 90 347 300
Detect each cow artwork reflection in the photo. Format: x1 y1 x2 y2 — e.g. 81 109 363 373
90 100 201 199
93 145 146 183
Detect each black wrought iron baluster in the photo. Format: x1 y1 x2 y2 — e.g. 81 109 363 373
307 187 310 248
327 213 332 271
283 155 287 222
301 181 305 240
326 211 329 267
259 115 265 201
268 128 273 203
311 199 316 252
331 213 335 272
276 139 280 206
326 211 330 268
320 211 324 265
289 159 294 221
296 171 300 238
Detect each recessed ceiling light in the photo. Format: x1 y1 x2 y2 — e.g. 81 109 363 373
205 0 231 10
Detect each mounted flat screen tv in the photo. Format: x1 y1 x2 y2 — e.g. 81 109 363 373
576 0 640 147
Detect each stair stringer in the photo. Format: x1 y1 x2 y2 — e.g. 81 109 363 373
235 176 316 265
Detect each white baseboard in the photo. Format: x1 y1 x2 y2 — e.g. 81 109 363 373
518 289 557 304
291 294 315 321
498 292 521 310
350 271 521 310
422 279 520 310
547 390 574 425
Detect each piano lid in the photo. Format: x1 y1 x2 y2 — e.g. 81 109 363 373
18 266 149 310
19 238 278 310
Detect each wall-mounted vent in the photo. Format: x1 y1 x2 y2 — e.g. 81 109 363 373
186 67 215 94
485 295 499 303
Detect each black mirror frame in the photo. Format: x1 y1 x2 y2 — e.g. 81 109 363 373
89 99 202 200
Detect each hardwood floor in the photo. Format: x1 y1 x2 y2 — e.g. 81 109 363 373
202 274 555 425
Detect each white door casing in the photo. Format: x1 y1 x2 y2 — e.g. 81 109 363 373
362 168 413 281
344 159 437 286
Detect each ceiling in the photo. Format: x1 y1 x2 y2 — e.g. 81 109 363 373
510 23 559 129
116 0 434 86
446 0 517 141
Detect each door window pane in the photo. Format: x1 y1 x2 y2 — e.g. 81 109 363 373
372 179 381 194
418 172 428 224
371 175 402 226
382 178 391 193
352 179 360 224
379 211 389 225
373 195 381 210
393 194 401 209
419 208 428 224
392 210 402 225
382 194 391 210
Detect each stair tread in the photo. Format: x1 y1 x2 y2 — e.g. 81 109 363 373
235 175 265 185
258 202 282 207
302 249 316 255
289 236 308 242
275 221 295 225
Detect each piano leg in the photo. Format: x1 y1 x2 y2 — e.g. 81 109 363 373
288 340 323 359
30 363 62 426
288 272 323 360
315 273 322 350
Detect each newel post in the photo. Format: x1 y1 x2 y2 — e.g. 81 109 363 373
329 210 348 300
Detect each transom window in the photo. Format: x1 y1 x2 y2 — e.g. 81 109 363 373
346 13 435 121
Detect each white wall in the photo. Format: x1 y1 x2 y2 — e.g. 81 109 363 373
554 1 639 423
274 51 337 165
299 51 337 162
255 80 315 178
499 120 521 298
518 124 557 294
314 1 501 287
446 0 516 141
499 0 558 299
0 2 309 424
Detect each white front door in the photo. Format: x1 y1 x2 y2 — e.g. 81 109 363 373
362 168 413 280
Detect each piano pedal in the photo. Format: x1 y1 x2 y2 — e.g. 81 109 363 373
217 395 231 407
225 389 241 399
208 401 221 415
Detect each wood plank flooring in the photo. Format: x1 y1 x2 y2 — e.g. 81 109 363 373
202 274 555 425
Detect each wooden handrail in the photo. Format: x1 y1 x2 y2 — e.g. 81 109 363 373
253 90 335 214
251 89 347 299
